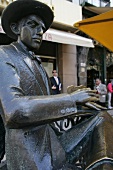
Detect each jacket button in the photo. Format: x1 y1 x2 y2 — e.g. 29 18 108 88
61 109 65 115
66 108 70 113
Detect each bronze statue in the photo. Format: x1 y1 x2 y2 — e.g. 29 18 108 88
0 0 113 170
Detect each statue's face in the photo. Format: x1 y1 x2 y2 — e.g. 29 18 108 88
18 15 45 51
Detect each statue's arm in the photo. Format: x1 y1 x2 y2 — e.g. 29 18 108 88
0 58 78 128
0 57 91 128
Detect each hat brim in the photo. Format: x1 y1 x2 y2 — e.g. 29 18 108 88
1 0 54 40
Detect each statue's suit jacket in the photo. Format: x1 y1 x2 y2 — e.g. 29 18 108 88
0 42 77 170
1 42 113 170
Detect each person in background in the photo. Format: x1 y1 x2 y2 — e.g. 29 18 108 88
94 78 107 107
50 70 62 95
107 79 113 109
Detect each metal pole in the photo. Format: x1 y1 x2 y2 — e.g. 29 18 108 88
102 47 107 84
100 0 101 7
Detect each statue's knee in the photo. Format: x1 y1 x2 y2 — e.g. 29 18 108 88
85 159 113 170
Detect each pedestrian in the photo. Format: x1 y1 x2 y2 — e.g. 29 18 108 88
94 78 107 107
107 79 113 109
50 70 62 95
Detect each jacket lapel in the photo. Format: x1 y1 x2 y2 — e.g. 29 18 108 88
12 42 36 77
32 61 50 95
23 57 34 75
12 42 50 95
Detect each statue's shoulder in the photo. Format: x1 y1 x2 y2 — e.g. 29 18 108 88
0 43 14 53
0 43 16 62
0 44 17 75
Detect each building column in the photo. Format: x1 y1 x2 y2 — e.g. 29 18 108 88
58 44 77 93
102 47 107 84
77 47 89 86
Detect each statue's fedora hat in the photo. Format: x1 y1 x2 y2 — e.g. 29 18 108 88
1 0 54 40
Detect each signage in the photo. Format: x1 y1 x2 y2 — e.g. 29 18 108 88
80 63 86 67
43 33 52 41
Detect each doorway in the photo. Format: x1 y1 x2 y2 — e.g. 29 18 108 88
107 65 113 81
87 69 99 89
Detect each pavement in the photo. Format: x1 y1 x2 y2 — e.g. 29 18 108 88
107 109 113 117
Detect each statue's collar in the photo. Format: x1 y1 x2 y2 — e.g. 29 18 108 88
12 42 41 64
19 41 28 52
11 41 29 56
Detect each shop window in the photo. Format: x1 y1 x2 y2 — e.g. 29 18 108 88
36 41 57 57
106 51 113 81
87 47 103 89
79 0 110 7
41 57 56 77
35 41 58 77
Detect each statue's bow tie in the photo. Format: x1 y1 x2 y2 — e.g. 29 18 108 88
29 51 41 64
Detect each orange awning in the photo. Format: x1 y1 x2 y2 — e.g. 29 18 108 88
74 9 113 52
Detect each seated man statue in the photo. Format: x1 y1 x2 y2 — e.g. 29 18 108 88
0 0 113 170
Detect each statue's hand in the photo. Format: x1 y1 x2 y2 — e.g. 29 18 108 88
67 85 98 103
69 88 99 104
67 85 107 110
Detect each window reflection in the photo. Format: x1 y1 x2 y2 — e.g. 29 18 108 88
66 0 111 7
106 51 113 67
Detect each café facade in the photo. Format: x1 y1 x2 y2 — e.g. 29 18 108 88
0 0 94 92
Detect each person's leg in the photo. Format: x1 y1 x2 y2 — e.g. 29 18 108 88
59 111 113 169
85 111 113 169
59 113 102 163
86 160 113 170
100 102 106 107
108 92 112 109
96 101 106 107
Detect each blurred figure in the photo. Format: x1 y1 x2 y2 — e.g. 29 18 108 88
50 70 62 95
94 78 107 107
107 79 113 109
